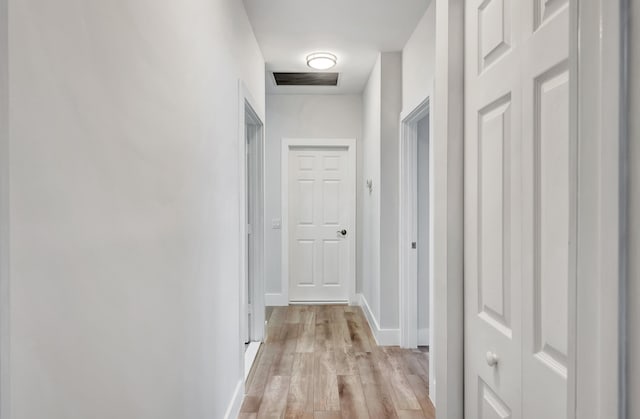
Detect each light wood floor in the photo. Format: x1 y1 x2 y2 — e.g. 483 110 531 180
240 305 435 419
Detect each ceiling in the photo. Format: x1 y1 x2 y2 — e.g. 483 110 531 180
243 0 431 95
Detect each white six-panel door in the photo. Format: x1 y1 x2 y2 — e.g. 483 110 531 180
286 143 355 302
465 0 572 417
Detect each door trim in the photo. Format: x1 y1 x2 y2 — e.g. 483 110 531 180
399 94 435 402
0 0 7 416
399 95 432 349
238 80 265 386
281 138 357 305
573 0 628 417
431 0 464 416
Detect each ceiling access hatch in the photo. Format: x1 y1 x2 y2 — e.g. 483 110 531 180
273 72 339 86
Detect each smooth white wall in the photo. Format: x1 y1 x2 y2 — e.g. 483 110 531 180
360 52 402 332
361 58 382 321
379 53 402 329
264 94 362 301
432 0 465 413
402 1 435 114
0 0 7 415
630 2 639 416
9 1 264 418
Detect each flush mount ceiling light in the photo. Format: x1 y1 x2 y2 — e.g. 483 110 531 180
306 52 337 70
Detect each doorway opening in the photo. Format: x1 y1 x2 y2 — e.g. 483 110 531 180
399 96 435 401
239 83 265 383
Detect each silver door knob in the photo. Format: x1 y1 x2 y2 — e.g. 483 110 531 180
486 351 499 367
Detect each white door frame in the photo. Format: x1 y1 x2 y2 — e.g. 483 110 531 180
399 95 435 401
281 138 357 305
431 0 464 416
238 80 265 382
573 0 628 417
431 0 626 417
399 95 433 348
0 0 7 417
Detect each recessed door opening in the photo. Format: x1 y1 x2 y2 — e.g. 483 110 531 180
399 96 435 407
240 90 266 384
416 115 431 352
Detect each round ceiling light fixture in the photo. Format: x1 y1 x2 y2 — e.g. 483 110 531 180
306 52 337 70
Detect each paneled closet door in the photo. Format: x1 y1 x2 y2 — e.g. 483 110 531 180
465 0 571 417
464 0 523 416
521 1 572 418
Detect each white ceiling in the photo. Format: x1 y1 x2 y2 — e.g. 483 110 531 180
243 0 431 95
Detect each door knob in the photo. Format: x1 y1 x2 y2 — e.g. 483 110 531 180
486 351 499 367
337 229 347 236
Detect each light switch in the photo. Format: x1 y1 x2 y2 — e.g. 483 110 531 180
272 218 282 229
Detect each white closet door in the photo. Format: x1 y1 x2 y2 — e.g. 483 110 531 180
464 0 571 417
465 0 523 416
521 1 572 417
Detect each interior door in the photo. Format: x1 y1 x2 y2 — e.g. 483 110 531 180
288 145 355 302
464 0 571 418
520 1 572 417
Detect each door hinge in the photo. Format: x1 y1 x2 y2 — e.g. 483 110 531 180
411 242 417 249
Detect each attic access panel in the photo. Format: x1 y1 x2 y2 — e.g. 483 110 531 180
273 72 339 86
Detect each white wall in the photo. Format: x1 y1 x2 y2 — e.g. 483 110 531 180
432 0 465 414
9 1 264 418
0 0 7 416
402 1 436 115
630 2 639 416
360 52 402 334
361 58 382 322
379 53 402 329
264 94 362 303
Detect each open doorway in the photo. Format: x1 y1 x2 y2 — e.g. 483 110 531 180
239 83 265 383
399 96 435 402
416 115 431 351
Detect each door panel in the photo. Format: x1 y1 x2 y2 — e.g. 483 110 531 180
479 378 512 419
288 146 354 302
521 1 571 417
465 0 571 417
466 0 522 416
478 95 513 339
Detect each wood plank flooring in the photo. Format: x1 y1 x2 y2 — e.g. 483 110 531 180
240 305 435 419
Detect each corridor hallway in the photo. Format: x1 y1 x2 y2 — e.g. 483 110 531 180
240 305 435 419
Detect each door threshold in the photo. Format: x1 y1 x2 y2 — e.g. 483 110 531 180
288 300 349 305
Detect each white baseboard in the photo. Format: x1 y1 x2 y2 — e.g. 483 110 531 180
418 327 430 346
223 380 243 419
265 294 359 307
244 342 261 381
264 293 288 306
356 294 400 346
290 300 348 305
